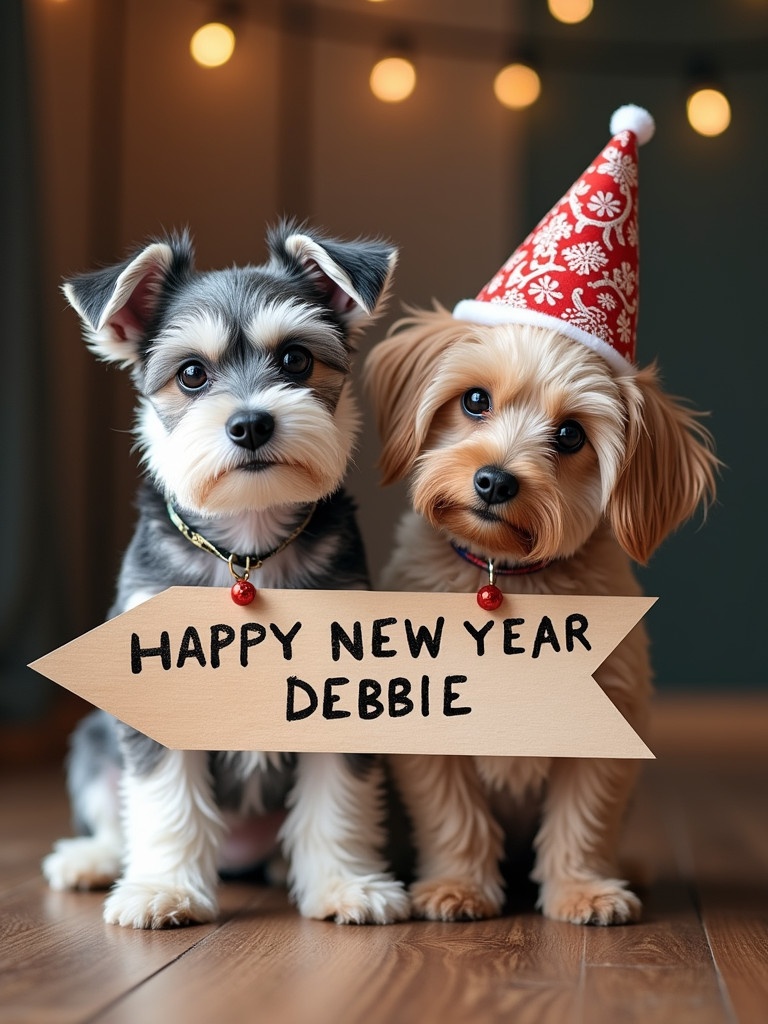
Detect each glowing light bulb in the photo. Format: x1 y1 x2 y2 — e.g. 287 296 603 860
548 0 593 24
369 57 416 103
687 87 731 137
494 63 541 110
190 22 236 68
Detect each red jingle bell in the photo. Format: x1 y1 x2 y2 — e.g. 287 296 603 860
231 579 256 605
476 583 503 611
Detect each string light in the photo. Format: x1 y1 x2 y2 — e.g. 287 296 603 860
494 63 541 109
370 56 417 103
686 87 731 137
178 2 756 134
547 0 594 25
190 22 236 68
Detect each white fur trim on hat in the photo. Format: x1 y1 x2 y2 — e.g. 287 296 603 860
452 299 637 376
609 104 655 145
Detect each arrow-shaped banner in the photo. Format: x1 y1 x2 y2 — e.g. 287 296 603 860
30 588 655 758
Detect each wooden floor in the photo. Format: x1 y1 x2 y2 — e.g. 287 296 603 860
1 698 767 1024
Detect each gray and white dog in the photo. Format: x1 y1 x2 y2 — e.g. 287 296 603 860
43 223 409 928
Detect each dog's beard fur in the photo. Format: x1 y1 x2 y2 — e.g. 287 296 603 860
406 327 627 565
124 296 361 517
137 380 359 517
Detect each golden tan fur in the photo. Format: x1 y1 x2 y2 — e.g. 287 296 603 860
365 308 718 925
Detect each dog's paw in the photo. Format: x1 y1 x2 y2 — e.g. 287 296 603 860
42 837 121 891
298 875 410 925
410 878 503 922
103 880 218 929
539 878 642 926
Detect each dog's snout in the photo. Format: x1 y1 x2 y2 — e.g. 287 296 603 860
473 465 519 505
226 410 275 451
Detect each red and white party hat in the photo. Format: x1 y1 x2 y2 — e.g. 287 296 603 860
453 104 655 374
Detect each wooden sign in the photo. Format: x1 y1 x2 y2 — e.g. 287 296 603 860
29 588 655 758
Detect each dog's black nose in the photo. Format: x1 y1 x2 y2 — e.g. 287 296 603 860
226 411 275 450
473 465 519 505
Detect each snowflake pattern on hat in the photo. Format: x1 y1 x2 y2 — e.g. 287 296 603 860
453 106 655 374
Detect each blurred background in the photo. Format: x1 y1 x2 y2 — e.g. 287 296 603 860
2 0 766 762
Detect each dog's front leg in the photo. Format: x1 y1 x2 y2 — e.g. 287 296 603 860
103 745 223 929
389 754 505 921
532 756 642 925
280 752 410 924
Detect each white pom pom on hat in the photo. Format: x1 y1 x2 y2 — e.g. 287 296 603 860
452 104 656 374
609 104 655 146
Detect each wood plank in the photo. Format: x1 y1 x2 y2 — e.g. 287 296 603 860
583 965 729 1024
0 877 260 1024
2 727 766 1024
584 877 719 970
659 756 768 1024
95 902 585 1024
698 894 768 1024
0 769 71 890
577 760 733 1024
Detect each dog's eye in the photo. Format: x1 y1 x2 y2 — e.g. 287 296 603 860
554 420 586 454
177 362 209 392
280 345 313 379
462 388 492 418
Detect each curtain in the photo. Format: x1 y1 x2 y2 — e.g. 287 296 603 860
0 0 55 722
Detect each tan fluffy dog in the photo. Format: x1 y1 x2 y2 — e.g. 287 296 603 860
364 308 718 925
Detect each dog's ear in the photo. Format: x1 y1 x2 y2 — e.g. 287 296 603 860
608 365 719 564
364 308 456 485
268 222 397 328
63 233 194 366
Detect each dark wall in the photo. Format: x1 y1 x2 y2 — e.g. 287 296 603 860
521 0 767 689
